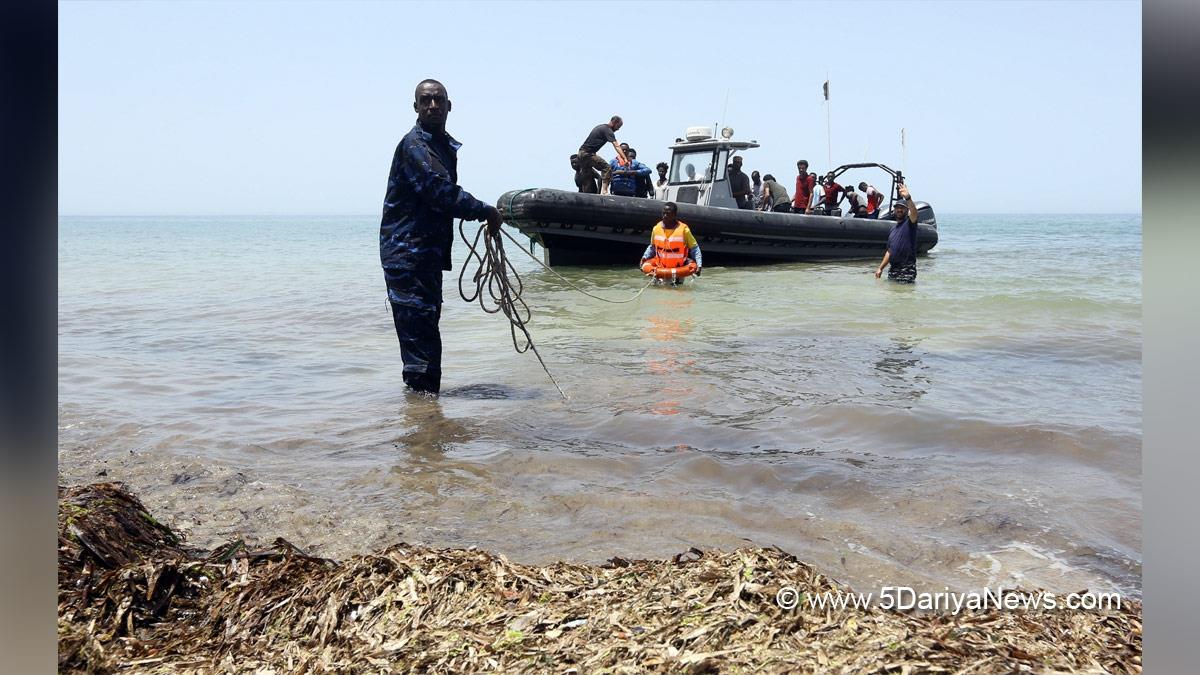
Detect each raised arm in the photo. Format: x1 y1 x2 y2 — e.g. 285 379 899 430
897 183 918 222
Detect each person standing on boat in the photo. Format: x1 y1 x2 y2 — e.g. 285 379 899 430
578 116 628 195
818 173 846 215
793 160 817 214
727 155 753 209
751 171 764 209
875 183 920 283
760 174 793 212
654 162 670 199
379 79 501 396
859 181 883 218
640 202 703 277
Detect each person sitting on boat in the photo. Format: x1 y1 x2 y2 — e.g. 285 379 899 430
609 147 652 197
654 162 670 199
793 160 817 214
570 153 599 193
844 185 869 218
577 116 629 195
760 174 793 212
818 173 845 215
640 202 703 278
684 163 698 181
859 181 883 218
875 183 920 283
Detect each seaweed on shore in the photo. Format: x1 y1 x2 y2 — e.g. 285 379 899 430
58 482 1141 673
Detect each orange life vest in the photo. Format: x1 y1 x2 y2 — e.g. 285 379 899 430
650 222 692 268
866 188 883 213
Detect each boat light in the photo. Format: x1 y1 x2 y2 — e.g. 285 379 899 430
721 127 734 139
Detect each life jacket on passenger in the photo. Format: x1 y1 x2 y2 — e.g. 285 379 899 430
649 222 692 268
641 221 698 279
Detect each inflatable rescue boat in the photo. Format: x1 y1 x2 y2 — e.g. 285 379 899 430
500 126 938 267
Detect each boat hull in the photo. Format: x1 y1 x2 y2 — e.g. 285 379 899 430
498 189 938 266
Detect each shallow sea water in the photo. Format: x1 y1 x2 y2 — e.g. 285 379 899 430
58 213 1142 596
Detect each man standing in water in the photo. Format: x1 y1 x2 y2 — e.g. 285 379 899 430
640 202 702 277
875 183 920 283
380 79 501 396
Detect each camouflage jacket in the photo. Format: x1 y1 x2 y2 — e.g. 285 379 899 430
379 124 491 270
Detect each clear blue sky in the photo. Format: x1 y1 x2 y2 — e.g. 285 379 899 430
59 1 1141 215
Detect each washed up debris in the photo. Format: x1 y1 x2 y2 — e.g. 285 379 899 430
58 482 1142 673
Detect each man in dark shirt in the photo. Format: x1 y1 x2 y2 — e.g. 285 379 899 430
578 116 629 195
727 155 752 209
793 160 817 213
379 79 501 396
570 153 598 193
875 183 920 283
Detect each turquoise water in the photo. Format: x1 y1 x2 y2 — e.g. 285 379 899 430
58 213 1141 595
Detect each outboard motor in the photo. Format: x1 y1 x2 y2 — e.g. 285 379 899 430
915 202 936 227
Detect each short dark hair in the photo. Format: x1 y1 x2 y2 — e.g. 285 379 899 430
414 78 446 99
797 159 809 166
610 115 623 124
664 201 678 211
656 162 668 171
626 147 636 155
763 174 776 182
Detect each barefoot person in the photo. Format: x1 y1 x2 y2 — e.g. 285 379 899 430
380 79 501 396
577 116 629 195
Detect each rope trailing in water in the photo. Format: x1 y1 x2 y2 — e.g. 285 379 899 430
459 191 656 399
458 218 566 400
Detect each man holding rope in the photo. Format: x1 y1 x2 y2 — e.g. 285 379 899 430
379 79 501 396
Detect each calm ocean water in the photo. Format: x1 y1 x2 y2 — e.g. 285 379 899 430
58 213 1142 596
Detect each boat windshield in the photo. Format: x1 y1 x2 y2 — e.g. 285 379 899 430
670 149 728 184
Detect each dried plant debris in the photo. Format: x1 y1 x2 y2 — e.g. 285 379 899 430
58 482 1141 673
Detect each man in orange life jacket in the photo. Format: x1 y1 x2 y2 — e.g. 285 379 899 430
639 202 703 277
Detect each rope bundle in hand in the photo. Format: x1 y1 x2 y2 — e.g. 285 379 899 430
457 219 567 399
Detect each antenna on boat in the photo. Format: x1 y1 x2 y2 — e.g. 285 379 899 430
720 88 730 129
901 127 907 175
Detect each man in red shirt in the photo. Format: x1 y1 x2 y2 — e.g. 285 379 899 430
818 173 845 215
793 160 817 214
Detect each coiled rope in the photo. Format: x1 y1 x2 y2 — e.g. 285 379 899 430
457 193 655 399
